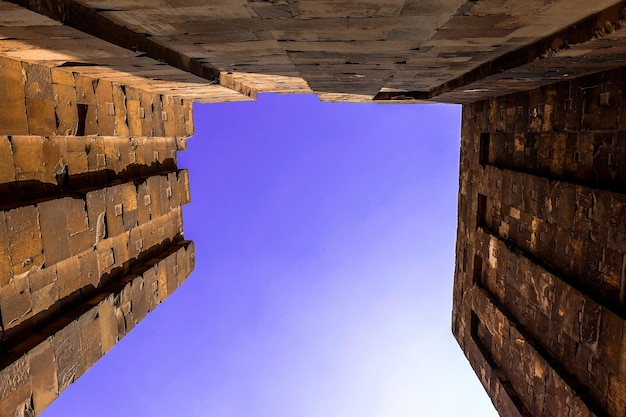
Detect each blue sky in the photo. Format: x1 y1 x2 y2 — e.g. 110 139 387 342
42 94 497 417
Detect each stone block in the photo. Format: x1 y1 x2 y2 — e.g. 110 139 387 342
5 205 44 277
95 81 115 135
178 169 191 205
111 83 129 137
0 381 33 417
95 240 115 280
55 256 81 301
50 68 74 86
77 305 103 373
0 355 29 400
0 57 27 135
130 274 148 323
53 83 79 136
22 62 53 101
126 99 143 136
166 171 180 209
163 250 179 297
151 175 167 218
85 188 107 244
97 294 117 354
0 272 31 329
28 339 58 414
74 75 97 105
66 198 89 237
38 198 70 266
12 136 45 182
26 97 56 136
78 249 99 289
121 182 138 231
41 138 63 184
104 184 125 237
63 137 89 178
136 181 151 226
176 244 189 286
69 229 93 258
0 103 29 136
51 318 83 391
86 136 107 176
0 57 25 107
607 376 626 417
29 266 60 325
142 265 159 313
109 234 129 276
162 96 177 137
103 137 122 175
128 226 144 261
156 254 170 303
118 280 135 333
151 94 165 137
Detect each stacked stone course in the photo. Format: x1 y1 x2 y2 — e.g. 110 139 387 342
454 68 626 417
2 0 626 416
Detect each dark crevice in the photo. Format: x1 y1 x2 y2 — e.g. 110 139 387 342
76 103 87 136
57 62 100 67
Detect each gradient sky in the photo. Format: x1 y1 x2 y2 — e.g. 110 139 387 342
42 94 497 417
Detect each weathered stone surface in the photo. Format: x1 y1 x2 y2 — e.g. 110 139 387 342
0 44 195 417
4 2 626 417
454 67 626 417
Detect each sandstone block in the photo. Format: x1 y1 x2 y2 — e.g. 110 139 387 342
5 205 43 277
51 318 83 392
28 339 58 414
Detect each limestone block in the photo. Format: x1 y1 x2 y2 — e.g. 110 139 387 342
129 274 148 323
5 205 44 277
121 182 138 231
95 80 116 135
178 169 190 205
85 188 107 244
38 198 71 266
0 382 33 417
111 83 129 137
104 184 125 237
77 305 103 373
141 264 159 313
0 273 32 329
97 294 117 353
78 249 99 289
12 136 46 182
51 318 83 391
55 255 81 300
0 57 27 135
28 339 58 415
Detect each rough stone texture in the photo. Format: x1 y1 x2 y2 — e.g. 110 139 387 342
453 68 626 417
2 1 626 417
0 19 196 414
4 0 626 102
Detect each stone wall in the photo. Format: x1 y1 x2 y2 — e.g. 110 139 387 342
2 1 626 416
0 48 196 416
453 67 626 417
6 0 626 102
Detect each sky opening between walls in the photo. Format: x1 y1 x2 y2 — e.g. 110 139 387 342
42 94 497 417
